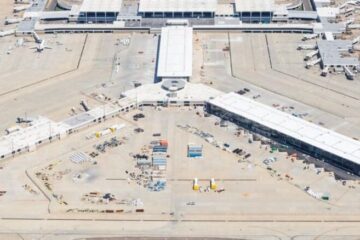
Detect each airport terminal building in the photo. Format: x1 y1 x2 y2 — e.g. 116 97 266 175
234 0 276 23
78 0 122 23
138 0 217 18
206 92 360 175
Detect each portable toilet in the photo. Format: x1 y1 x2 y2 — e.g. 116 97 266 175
210 178 217 190
193 178 199 191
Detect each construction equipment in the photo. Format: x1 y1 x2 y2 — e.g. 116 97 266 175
80 100 90 112
321 66 329 77
16 116 33 123
344 66 355 80
95 129 112 138
193 178 199 191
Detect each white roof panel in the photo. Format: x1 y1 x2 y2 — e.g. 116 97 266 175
157 26 193 78
139 0 217 13
315 133 340 145
282 120 303 132
300 126 323 139
209 92 360 166
248 107 270 118
353 149 360 159
80 0 122 12
317 40 359 67
316 7 339 18
235 0 275 12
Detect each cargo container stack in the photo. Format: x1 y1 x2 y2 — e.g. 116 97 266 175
153 139 168 153
151 139 168 170
187 143 203 158
152 154 167 170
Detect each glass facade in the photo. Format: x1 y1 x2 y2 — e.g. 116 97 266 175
78 12 119 23
238 11 273 23
139 11 214 18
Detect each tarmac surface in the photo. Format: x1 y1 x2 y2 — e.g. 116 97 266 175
0 28 359 239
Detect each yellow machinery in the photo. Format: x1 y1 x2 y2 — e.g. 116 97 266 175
210 178 217 190
193 178 199 191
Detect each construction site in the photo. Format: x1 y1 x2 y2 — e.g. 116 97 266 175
0 0 360 240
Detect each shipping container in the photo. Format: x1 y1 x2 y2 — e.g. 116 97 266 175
153 146 167 152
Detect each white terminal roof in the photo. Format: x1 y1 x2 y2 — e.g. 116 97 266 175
80 0 122 12
235 0 275 12
138 0 217 13
317 40 359 67
157 26 193 78
209 92 360 166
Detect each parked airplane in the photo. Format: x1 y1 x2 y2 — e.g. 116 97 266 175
30 32 51 52
30 39 51 52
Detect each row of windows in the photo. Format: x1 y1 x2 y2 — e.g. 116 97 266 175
141 12 214 18
79 12 118 17
238 12 273 17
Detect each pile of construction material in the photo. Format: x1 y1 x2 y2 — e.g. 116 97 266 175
70 152 91 164
148 180 166 191
94 137 125 153
67 208 126 214
81 192 117 205
35 161 71 205
130 139 169 191
22 184 39 195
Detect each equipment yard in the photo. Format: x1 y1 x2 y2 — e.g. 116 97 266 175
0 108 359 239
0 107 360 238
